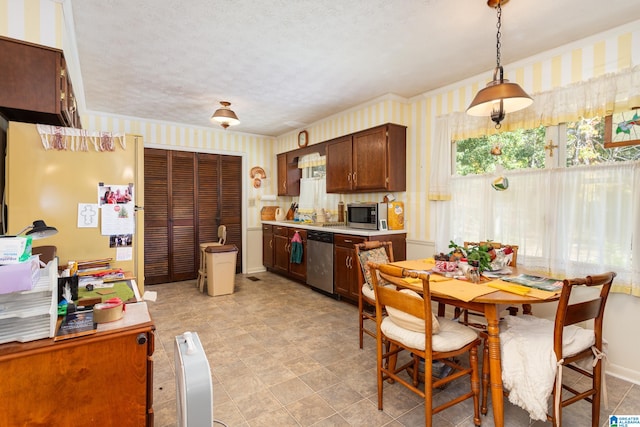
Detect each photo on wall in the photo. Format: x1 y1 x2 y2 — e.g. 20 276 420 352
98 183 134 206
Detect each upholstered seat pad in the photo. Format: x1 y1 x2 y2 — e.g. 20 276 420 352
381 316 478 352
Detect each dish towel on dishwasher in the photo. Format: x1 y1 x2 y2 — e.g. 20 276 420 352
290 231 303 264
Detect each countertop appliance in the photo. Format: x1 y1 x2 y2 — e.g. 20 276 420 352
306 230 334 295
347 202 387 230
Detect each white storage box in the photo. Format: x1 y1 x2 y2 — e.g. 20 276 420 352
0 258 58 344
0 255 41 295
0 236 33 264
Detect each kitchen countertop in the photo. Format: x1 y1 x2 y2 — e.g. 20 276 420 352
262 220 406 237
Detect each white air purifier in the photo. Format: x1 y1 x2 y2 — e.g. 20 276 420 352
175 331 213 427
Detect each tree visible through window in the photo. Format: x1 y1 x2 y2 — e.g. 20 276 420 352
455 116 640 175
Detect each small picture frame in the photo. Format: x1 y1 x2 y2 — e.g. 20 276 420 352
604 111 640 148
379 219 388 231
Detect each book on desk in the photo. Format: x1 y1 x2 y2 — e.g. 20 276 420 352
54 310 97 341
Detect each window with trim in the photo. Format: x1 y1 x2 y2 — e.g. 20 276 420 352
455 116 640 175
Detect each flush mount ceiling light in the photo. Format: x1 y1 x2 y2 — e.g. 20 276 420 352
466 0 533 129
210 101 240 129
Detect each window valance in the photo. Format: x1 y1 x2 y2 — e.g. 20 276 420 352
448 65 640 140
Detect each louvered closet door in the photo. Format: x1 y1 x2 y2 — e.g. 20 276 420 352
144 149 242 284
144 149 170 284
219 155 242 273
170 151 197 281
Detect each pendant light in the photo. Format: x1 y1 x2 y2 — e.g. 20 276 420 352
211 101 240 129
466 0 532 129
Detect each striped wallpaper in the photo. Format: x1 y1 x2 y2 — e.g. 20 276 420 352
1 0 639 236
7 1 640 382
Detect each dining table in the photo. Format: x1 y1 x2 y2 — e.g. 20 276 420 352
383 258 562 427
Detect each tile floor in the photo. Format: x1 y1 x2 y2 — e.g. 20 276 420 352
148 271 639 427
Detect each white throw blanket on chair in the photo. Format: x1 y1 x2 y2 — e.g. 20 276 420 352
499 315 595 421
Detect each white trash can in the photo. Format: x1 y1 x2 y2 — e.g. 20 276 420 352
205 244 238 296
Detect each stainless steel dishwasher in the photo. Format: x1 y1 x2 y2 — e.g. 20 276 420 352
306 230 335 295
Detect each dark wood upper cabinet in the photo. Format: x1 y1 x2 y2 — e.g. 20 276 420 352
277 152 301 196
326 123 406 193
0 36 80 128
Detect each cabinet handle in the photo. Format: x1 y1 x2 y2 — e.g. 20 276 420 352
353 172 357 184
136 333 148 345
270 239 273 249
347 172 351 182
345 257 349 268
344 239 353 243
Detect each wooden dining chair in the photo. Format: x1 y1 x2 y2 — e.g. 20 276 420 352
354 241 394 349
368 261 482 427
497 272 615 427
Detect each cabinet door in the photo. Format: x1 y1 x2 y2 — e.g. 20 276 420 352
273 227 290 273
326 136 353 193
262 225 274 268
0 328 153 426
277 153 288 195
334 245 352 297
334 234 366 300
277 153 301 196
352 126 388 191
288 229 307 281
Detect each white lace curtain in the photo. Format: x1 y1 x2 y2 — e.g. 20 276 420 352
449 163 640 296
430 66 640 296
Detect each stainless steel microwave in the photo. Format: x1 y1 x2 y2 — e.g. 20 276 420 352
347 202 387 230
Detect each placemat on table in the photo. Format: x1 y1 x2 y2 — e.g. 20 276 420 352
390 259 435 272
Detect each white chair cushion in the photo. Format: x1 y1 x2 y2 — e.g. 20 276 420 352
381 316 477 352
362 282 397 301
385 289 440 334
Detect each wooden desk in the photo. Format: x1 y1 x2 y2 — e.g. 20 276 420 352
384 261 560 427
0 302 155 426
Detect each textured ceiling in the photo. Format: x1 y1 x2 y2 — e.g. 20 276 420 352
69 0 640 137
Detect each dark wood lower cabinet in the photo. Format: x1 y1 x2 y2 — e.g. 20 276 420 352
144 148 242 285
263 224 405 302
271 225 307 281
334 234 366 300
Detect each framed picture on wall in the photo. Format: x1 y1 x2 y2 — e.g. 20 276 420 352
604 109 640 148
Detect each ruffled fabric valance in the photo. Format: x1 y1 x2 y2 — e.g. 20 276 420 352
36 124 126 152
298 153 326 169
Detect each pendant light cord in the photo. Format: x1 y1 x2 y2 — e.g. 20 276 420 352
495 3 502 68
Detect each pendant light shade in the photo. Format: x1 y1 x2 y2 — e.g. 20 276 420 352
466 67 533 123
466 1 532 128
211 101 240 129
